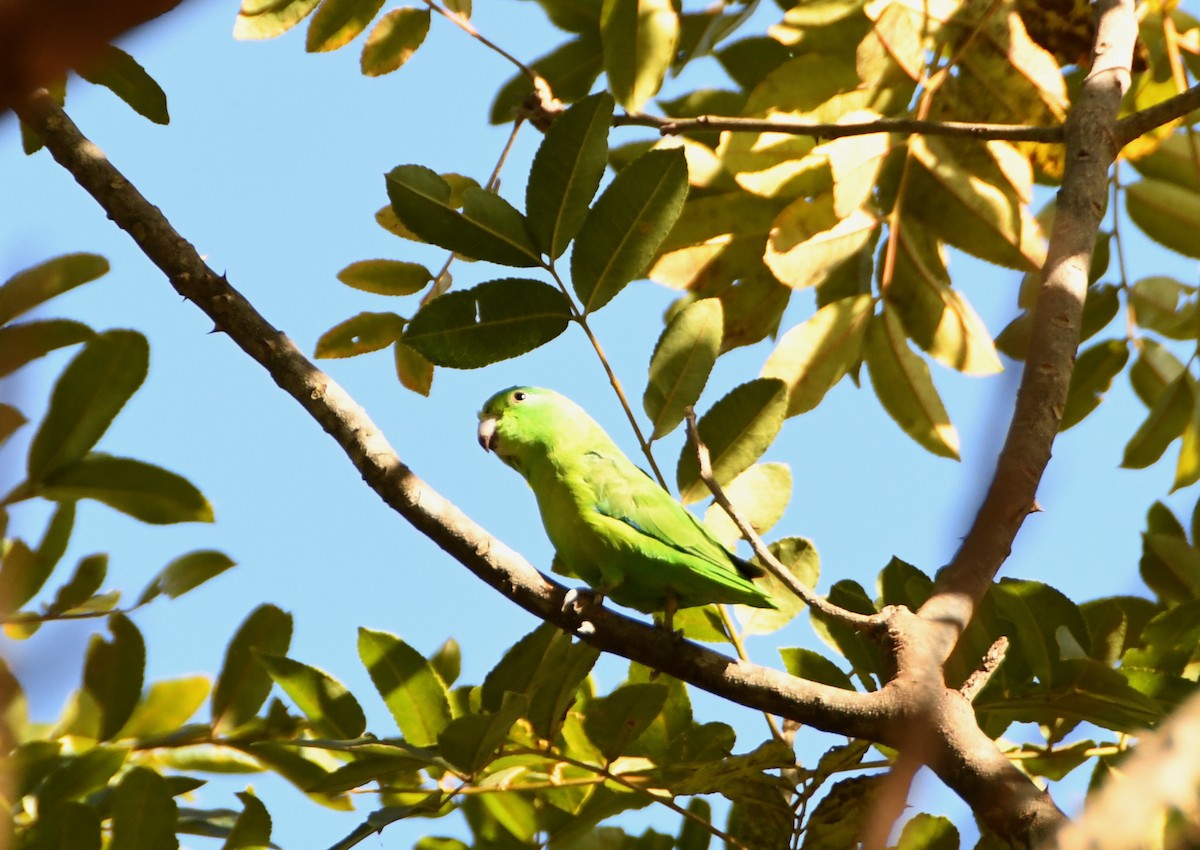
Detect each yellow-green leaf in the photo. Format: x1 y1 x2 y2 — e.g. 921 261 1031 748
490 35 604 124
138 550 237 605
676 378 787 504
315 311 406 358
764 194 878 289
1130 338 1186 407
306 0 385 51
117 676 210 740
865 311 959 459
644 298 722 440
1129 130 1200 193
1060 339 1129 431
703 462 792 548
1126 179 1200 260
1174 392 1200 492
257 653 366 740
39 454 214 525
1123 375 1193 469
213 604 293 733
600 0 679 111
393 340 434 396
75 46 169 125
760 294 873 417
358 628 452 747
337 260 431 295
1129 276 1199 339
360 7 430 76
234 0 322 39
738 536 817 635
0 319 93 378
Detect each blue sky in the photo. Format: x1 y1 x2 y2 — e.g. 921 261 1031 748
1 1 1197 846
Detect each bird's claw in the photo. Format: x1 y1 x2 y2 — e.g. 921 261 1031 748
563 588 604 637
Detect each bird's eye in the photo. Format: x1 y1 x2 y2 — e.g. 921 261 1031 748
513 391 527 402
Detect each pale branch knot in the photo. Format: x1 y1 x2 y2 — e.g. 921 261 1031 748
959 636 1010 703
683 407 887 632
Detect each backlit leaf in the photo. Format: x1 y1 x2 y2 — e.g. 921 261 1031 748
1129 131 1200 193
703 462 792 548
1129 276 1198 339
213 604 294 732
358 628 452 746
0 319 93 378
386 166 541 266
403 278 572 368
1061 339 1129 431
234 0 322 39
644 298 722 440
360 8 430 75
865 311 959 459
225 791 273 850
47 553 107 614
739 536 818 635
138 550 236 605
764 195 878 289
600 0 679 111
1122 374 1192 469
760 294 873 417
118 676 210 739
1130 338 1186 407
1174 392 1200 492
438 692 527 774
315 312 406 358
258 653 366 739
110 767 178 850
84 613 145 740
895 813 959 850
779 647 854 690
307 0 386 51
572 148 688 313
27 330 149 482
583 683 668 761
490 35 604 124
1126 179 1200 259
676 378 787 504
526 92 614 259
394 340 434 396
76 45 169 124
39 454 213 525
337 259 431 295
801 776 881 850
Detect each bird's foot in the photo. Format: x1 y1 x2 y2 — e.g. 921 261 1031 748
563 588 604 636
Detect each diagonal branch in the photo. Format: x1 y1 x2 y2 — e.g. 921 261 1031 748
915 0 1138 662
12 87 884 741
1115 81 1200 147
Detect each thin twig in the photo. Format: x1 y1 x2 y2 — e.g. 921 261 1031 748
684 408 886 631
1114 82 1200 147
421 0 538 84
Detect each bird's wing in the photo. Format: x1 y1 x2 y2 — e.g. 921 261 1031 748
585 450 761 580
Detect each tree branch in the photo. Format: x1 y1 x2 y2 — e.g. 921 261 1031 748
13 87 885 742
1115 81 1200 147
915 0 1138 663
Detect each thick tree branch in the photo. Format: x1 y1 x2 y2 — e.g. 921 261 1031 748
916 0 1137 663
13 88 884 741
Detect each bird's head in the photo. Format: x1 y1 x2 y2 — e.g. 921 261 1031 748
477 386 585 472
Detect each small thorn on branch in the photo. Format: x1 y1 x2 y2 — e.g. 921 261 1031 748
959 635 1010 702
683 407 886 632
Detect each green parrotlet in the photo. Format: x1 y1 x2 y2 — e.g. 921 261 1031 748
477 386 776 630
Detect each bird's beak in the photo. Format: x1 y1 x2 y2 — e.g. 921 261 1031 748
477 416 498 452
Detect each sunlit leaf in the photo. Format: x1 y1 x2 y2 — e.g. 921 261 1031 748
258 653 366 740
1122 374 1193 469
386 166 542 266
644 298 722 440
358 628 452 747
393 340 434 396
138 550 236 605
760 294 872 417
1126 179 1200 259
39 454 214 524
676 378 787 504
703 462 792 548
526 92 614 259
337 259 431 295
403 278 572 367
572 148 689 313
764 195 878 289
1129 276 1198 339
306 0 385 51
361 7 430 75
865 311 960 459
315 311 406 358
76 45 169 124
27 330 149 482
213 604 294 733
739 536 818 635
234 0 322 39
118 676 210 739
1061 339 1129 431
1175 392 1200 492
895 813 959 850
779 647 854 690
600 0 679 111
1129 130 1200 193
1130 338 1187 407
490 34 604 124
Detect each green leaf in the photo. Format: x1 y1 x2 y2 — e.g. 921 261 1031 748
526 92 614 259
1122 374 1193 469
764 195 878 289
677 798 712 850
360 7 430 75
386 166 541 266
1139 532 1200 604
25 801 101 850
224 791 273 850
883 226 1003 375
0 404 26 447
358 628 452 747
27 330 149 481
1123 600 1200 675
437 692 528 774
490 34 604 124
213 604 294 732
778 647 854 690
110 767 179 850
306 0 386 51
600 0 679 111
257 653 366 739
583 683 668 761
38 454 214 524
76 46 169 124
0 319 93 378
761 294 873 417
991 579 1090 689
1061 339 1129 430
703 462 791 548
138 550 237 605
393 340 434 396
1130 338 1186 407
1129 276 1198 339
47 553 107 614
118 676 210 739
1129 131 1200 192
811 580 882 686
234 0 322 39
0 540 38 616
36 745 128 808
895 813 959 850
337 259 431 295
84 613 146 740
800 775 881 850
738 536 818 635
1126 179 1200 259
865 310 960 459
315 311 406 358
0 253 108 326
403 278 572 368
1175 390 1200 492
572 147 689 313
429 637 461 687
676 378 787 504
644 298 723 440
